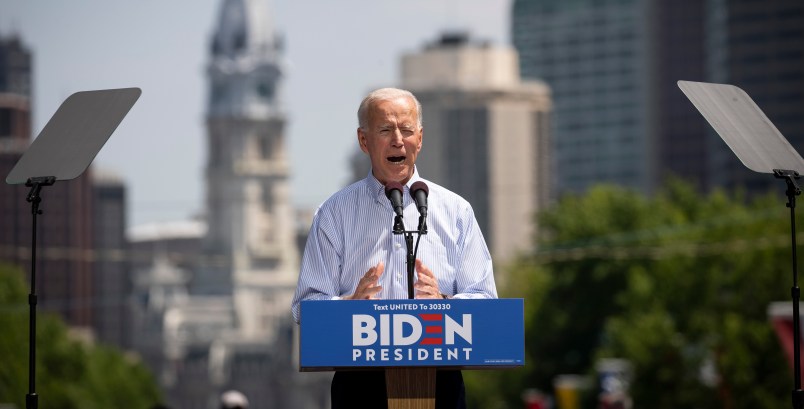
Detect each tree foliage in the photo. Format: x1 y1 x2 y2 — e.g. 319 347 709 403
467 181 793 408
0 264 162 409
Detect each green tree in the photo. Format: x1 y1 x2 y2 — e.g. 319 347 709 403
0 264 162 408
467 181 793 408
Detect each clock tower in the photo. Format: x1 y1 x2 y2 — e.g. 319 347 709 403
199 0 297 338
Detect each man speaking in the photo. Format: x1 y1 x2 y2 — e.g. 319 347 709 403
291 87 497 409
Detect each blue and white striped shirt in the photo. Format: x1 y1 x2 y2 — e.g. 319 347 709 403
291 169 497 323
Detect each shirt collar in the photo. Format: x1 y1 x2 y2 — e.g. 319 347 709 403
365 167 422 204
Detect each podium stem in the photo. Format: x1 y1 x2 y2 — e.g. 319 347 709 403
386 368 436 409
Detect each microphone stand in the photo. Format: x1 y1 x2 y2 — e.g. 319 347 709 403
386 200 435 407
392 214 427 300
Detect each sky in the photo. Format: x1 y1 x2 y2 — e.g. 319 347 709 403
1 0 511 228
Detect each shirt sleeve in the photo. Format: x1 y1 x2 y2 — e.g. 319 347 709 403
452 203 498 299
290 206 343 323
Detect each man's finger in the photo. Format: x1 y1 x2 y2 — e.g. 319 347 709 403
413 282 433 293
415 259 435 278
416 271 437 288
366 285 383 298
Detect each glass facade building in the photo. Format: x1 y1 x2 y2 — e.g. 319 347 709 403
513 0 804 196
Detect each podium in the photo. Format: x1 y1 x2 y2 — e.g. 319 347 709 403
300 298 524 408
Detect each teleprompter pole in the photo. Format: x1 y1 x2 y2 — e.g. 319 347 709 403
774 169 804 409
24 176 55 409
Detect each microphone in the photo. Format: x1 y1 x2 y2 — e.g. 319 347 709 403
409 181 428 217
385 182 405 234
384 182 404 217
410 181 428 233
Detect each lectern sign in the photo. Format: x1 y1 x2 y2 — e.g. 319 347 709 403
299 299 524 370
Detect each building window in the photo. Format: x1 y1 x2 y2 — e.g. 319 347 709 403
0 108 11 136
257 82 274 100
259 136 272 160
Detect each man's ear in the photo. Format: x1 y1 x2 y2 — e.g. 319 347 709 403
357 127 369 154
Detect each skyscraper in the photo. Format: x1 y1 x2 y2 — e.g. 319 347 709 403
513 0 653 195
0 35 35 270
400 32 552 263
0 36 33 272
91 169 130 348
705 0 804 192
512 0 804 196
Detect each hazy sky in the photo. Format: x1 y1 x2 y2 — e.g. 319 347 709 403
1 0 511 227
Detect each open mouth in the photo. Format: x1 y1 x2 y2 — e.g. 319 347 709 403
387 156 406 163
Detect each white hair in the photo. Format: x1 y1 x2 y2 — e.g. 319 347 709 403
357 87 423 129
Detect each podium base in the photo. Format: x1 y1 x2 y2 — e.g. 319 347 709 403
385 368 436 409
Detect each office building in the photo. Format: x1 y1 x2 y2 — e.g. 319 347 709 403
512 0 804 196
91 169 131 347
400 32 552 263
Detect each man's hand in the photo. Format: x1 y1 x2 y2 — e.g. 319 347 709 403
414 259 442 299
344 262 384 300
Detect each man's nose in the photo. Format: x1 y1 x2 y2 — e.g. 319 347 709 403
390 129 404 146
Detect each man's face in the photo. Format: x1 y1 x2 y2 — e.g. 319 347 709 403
358 96 423 185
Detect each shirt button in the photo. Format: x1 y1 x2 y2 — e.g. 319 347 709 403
394 243 402 249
